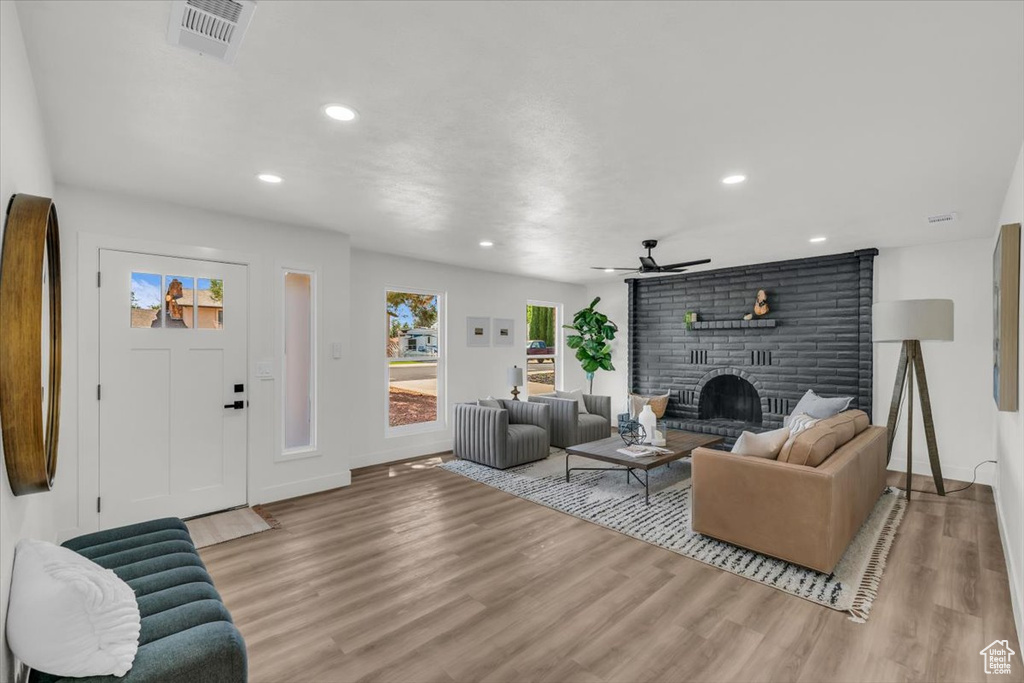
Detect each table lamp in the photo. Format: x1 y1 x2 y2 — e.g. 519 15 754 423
872 299 953 500
508 365 524 401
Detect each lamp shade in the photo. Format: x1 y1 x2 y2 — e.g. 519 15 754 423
507 366 524 386
872 299 954 342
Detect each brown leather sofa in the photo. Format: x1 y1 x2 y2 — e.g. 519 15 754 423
691 410 887 574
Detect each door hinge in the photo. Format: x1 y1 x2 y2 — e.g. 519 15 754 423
97 497 101 513
97 384 101 400
97 271 101 287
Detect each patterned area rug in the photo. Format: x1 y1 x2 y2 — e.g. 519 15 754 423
440 451 905 622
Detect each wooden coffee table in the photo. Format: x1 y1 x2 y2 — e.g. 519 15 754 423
565 430 724 505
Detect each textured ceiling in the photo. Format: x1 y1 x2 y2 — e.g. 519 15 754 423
16 0 1024 282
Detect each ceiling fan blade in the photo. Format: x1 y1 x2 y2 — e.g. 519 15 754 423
657 258 711 270
590 266 637 271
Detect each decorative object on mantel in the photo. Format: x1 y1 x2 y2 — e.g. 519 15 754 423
873 299 953 500
684 311 698 330
493 317 514 348
466 316 490 347
0 194 62 496
993 223 1020 412
618 419 646 446
564 296 618 393
507 365 523 401
743 289 770 321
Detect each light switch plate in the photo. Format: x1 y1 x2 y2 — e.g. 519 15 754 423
255 360 273 379
332 342 343 359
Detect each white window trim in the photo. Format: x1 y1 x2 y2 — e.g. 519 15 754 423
385 286 446 438
526 299 564 396
280 267 318 460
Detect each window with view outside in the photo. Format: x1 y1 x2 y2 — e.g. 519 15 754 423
387 291 440 428
526 303 558 395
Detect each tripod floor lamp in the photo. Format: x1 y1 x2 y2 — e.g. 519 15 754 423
872 299 954 501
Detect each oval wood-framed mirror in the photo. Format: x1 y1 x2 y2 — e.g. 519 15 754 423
0 194 62 495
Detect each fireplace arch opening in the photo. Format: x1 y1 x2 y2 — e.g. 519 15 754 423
698 375 762 423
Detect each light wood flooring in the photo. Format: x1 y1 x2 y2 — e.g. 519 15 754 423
199 459 1022 683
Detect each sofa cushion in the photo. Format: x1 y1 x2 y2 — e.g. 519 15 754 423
785 389 854 426
555 388 589 414
7 539 141 678
731 427 790 459
817 412 857 447
629 392 670 419
778 425 838 466
578 413 609 443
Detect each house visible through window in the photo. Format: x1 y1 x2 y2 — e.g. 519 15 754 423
387 290 441 429
130 272 223 329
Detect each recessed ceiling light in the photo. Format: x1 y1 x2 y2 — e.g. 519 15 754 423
323 104 358 122
604 268 616 273
257 173 282 184
809 236 827 243
479 240 494 247
722 174 746 185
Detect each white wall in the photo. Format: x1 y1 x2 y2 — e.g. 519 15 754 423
994 143 1024 646
874 239 997 486
0 4 58 680
349 249 588 468
586 280 631 419
51 184 353 541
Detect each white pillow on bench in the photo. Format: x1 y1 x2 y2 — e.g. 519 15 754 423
6 538 140 677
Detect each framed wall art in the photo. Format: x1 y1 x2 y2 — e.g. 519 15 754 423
467 316 491 347
493 318 514 347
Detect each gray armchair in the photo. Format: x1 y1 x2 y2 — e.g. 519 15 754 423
453 400 550 469
527 393 611 448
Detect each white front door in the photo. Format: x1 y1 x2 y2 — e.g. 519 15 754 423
98 249 248 528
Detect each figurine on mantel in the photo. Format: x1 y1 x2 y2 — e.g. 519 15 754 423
743 289 769 320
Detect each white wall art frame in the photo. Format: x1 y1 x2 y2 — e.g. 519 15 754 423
493 318 514 347
467 316 491 347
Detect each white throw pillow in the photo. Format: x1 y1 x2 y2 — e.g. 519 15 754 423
731 427 790 459
787 413 820 436
785 389 853 426
555 388 589 414
6 539 141 678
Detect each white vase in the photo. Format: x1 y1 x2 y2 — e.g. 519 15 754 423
638 404 657 445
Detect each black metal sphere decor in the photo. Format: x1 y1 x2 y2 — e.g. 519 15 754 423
618 419 646 446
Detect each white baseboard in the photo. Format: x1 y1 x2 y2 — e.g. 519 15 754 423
993 484 1024 650
349 439 452 470
886 458 997 487
254 470 352 505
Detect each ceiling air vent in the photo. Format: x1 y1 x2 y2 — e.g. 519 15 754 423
167 0 256 64
926 212 959 225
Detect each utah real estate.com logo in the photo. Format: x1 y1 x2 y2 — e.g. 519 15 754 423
980 640 1015 675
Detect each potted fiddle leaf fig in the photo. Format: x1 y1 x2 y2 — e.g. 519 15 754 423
564 297 618 394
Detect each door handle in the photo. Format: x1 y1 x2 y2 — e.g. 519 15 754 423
224 400 245 410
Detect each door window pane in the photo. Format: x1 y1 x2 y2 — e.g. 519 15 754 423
284 272 313 450
165 276 194 328
526 304 558 395
131 272 163 328
196 278 224 329
387 291 439 427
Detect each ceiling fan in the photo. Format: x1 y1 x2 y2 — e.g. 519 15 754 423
592 239 711 274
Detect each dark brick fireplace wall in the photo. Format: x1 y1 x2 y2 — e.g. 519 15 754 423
627 249 877 438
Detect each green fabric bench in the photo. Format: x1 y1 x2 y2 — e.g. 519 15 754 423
29 518 247 683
